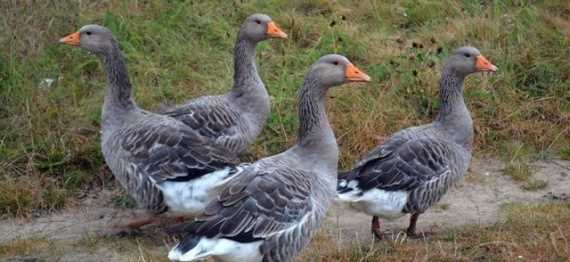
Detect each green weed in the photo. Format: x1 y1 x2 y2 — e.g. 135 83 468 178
112 193 137 209
522 179 548 191
560 148 570 160
504 161 533 182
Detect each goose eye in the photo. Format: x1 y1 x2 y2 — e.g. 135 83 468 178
464 53 471 58
333 61 339 66
85 31 92 36
255 20 261 24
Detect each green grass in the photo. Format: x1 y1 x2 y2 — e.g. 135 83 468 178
1 0 569 216
112 192 138 209
561 147 570 160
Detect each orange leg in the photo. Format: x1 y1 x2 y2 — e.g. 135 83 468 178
406 213 435 239
123 215 160 229
164 216 189 235
106 214 160 236
371 216 383 240
107 214 190 236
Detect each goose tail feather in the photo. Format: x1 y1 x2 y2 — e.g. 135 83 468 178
336 170 362 202
168 233 210 261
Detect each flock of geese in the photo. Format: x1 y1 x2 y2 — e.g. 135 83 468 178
58 13 497 262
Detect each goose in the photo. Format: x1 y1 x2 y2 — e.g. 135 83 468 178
168 54 371 262
337 46 497 239
161 13 287 156
59 25 250 230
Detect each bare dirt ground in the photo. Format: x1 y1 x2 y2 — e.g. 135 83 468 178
1 158 569 261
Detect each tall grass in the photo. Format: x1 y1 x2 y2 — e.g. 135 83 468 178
1 0 569 215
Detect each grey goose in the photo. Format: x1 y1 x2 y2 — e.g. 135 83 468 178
161 13 287 156
59 25 249 229
337 46 497 239
168 55 371 262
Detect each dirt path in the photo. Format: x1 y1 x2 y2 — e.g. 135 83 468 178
1 158 569 261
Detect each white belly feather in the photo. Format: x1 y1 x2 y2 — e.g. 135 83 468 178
342 188 408 219
158 167 232 216
169 238 263 262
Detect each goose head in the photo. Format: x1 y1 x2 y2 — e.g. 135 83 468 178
239 13 287 42
307 54 371 88
444 46 497 77
59 25 116 56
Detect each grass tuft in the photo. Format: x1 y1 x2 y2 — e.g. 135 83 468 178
504 162 533 182
112 193 138 209
0 175 67 216
560 148 570 160
0 237 66 259
522 179 548 191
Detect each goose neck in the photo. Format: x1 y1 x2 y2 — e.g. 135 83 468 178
437 68 465 114
100 43 136 112
227 37 269 137
231 37 262 92
294 74 338 167
435 67 473 148
98 43 137 135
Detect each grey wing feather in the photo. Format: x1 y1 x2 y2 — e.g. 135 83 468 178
105 115 238 213
160 98 242 144
118 116 238 182
186 166 314 242
339 131 412 181
350 136 454 193
354 132 412 170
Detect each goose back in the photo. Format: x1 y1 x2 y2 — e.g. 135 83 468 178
162 95 253 154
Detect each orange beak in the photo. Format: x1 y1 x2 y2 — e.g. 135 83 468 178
266 21 288 39
345 63 371 82
475 55 498 72
59 31 80 46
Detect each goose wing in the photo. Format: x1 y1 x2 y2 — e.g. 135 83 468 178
351 136 454 192
117 115 238 182
160 99 241 142
185 165 314 242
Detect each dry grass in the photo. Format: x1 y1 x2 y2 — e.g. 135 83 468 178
0 238 62 258
0 175 66 217
504 161 534 182
521 178 548 191
0 235 171 261
299 203 570 261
